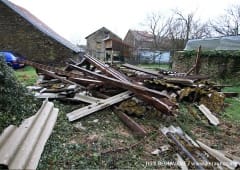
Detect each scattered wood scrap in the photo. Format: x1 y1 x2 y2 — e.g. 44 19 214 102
198 104 220 126
67 91 133 121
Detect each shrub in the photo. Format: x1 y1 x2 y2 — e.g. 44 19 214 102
0 58 40 133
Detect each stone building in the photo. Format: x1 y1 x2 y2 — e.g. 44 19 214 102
85 27 122 60
124 29 172 63
0 0 81 65
124 30 153 57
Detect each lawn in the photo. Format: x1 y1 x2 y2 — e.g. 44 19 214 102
222 84 240 123
14 66 38 86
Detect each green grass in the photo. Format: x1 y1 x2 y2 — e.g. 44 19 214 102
221 84 240 122
223 98 240 122
15 66 38 86
222 86 240 93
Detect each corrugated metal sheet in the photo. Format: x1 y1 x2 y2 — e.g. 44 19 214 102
1 0 81 53
0 100 59 169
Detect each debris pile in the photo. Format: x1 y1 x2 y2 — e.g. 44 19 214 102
16 54 239 169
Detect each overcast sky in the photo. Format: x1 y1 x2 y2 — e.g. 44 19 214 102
11 0 239 45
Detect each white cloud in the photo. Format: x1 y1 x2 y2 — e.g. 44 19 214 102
10 0 240 44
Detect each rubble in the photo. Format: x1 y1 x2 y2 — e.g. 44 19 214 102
160 125 240 170
19 54 239 169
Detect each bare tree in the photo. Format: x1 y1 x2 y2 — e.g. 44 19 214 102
211 4 240 36
141 10 211 51
173 10 194 43
145 12 172 50
172 9 212 46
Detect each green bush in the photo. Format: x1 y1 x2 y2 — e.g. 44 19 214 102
183 50 240 58
0 58 40 133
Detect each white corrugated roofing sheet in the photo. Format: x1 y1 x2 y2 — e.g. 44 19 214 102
0 100 58 169
184 36 240 51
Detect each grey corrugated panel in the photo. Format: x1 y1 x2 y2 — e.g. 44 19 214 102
1 0 81 53
0 100 59 169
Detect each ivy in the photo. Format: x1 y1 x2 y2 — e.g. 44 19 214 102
183 50 240 58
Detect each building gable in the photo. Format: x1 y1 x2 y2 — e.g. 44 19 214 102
0 0 80 65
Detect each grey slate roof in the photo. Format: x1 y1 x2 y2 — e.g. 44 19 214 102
1 0 81 53
85 27 122 40
130 30 153 42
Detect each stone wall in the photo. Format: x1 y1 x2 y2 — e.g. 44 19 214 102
172 51 240 79
0 3 77 66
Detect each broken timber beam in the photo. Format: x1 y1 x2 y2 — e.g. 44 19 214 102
67 91 133 121
69 64 177 114
69 77 103 86
161 126 204 170
84 54 130 82
114 106 147 137
69 64 169 99
23 60 84 79
39 69 78 86
122 63 160 77
185 46 201 76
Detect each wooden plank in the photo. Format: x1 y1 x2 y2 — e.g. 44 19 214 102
114 106 147 137
197 140 238 170
198 104 220 126
72 93 102 104
67 91 133 121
